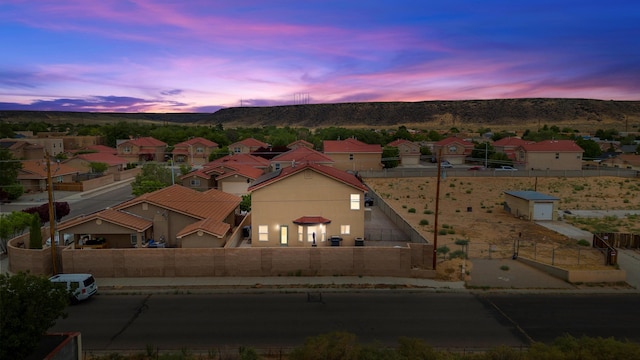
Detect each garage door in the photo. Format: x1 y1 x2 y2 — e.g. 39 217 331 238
533 203 553 220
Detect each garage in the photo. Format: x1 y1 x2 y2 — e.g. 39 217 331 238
504 191 559 221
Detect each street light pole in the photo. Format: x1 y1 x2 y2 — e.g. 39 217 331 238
432 148 442 270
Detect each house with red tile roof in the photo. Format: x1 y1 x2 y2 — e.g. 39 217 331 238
492 137 534 161
433 137 474 164
64 152 129 175
229 137 268 154
248 162 368 247
204 153 271 170
387 139 421 166
269 146 334 171
172 137 219 166
0 139 44 160
57 184 242 248
515 140 584 170
116 137 167 163
322 138 383 172
287 139 314 150
180 163 264 195
17 160 79 192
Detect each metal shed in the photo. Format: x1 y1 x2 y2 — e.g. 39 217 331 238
503 191 559 221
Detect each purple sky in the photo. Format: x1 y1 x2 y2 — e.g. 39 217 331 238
1 0 638 113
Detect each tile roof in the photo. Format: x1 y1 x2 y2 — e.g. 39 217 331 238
120 137 167 147
520 140 584 152
287 139 314 149
18 159 79 179
204 153 270 168
248 162 368 192
271 147 334 163
175 217 230 239
387 139 415 147
75 152 128 166
231 137 268 148
115 184 241 221
174 137 218 148
292 216 332 225
58 208 153 232
492 137 532 147
435 137 474 147
323 138 382 153
214 164 264 180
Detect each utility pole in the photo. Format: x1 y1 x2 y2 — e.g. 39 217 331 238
432 148 442 270
45 151 58 275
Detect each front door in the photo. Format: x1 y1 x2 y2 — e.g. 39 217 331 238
280 225 288 246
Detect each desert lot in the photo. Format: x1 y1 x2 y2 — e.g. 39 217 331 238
365 175 640 279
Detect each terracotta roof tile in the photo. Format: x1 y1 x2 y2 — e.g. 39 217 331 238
175 217 230 239
323 138 382 153
18 159 79 179
249 162 368 192
231 137 268 148
271 147 334 163
174 137 218 148
435 137 474 147
58 208 153 232
121 137 167 147
521 140 584 152
204 153 270 168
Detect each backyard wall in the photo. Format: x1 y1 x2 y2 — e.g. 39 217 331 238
518 256 626 283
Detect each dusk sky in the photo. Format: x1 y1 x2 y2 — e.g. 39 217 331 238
1 1 638 113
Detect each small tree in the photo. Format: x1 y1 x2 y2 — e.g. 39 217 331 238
436 245 450 260
0 272 69 360
89 161 109 174
28 214 42 249
382 146 400 168
240 194 251 212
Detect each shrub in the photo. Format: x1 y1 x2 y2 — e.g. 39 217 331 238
408 208 416 213
577 239 591 247
449 250 466 259
500 265 510 271
419 219 429 226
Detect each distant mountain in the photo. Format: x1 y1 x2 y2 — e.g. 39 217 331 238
2 99 639 130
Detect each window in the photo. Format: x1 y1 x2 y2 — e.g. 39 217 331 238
555 153 560 159
298 226 303 242
340 225 350 235
234 147 241 153
196 147 204 153
274 163 281 171
350 194 360 210
349 153 354 160
124 146 131 153
258 225 269 242
190 179 200 186
130 233 145 245
280 226 288 246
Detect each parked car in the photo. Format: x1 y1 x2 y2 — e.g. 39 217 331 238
365 196 374 206
494 166 518 171
440 161 453 168
467 166 486 171
49 273 98 303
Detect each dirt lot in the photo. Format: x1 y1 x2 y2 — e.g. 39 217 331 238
365 175 640 280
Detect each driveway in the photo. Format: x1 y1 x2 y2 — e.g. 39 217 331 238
535 220 593 241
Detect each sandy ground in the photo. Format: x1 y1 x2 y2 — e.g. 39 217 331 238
365 176 640 280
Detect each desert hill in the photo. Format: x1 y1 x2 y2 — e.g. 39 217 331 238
2 98 639 131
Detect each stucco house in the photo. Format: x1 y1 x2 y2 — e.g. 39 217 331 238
0 139 44 160
287 139 314 150
269 146 334 172
116 137 168 163
492 137 533 161
17 160 79 192
503 191 559 221
515 140 584 170
180 153 269 193
248 162 368 247
64 152 129 175
387 139 421 166
322 138 383 172
229 138 269 154
57 185 242 248
433 137 474 164
172 137 218 166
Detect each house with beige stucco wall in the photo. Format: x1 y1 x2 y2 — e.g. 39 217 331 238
116 137 167 163
172 137 218 166
387 139 421 166
229 138 268 154
433 137 474 165
515 140 584 170
322 138 382 172
248 162 368 247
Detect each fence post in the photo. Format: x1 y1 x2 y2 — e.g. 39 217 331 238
552 248 555 265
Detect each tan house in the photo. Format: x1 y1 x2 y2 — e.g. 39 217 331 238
229 138 268 154
322 138 383 172
503 191 559 221
287 139 314 150
116 137 167 163
1 138 63 157
269 146 334 171
180 163 264 195
433 137 474 164
515 140 584 170
57 185 242 248
387 139 421 166
492 137 533 161
248 162 368 247
172 137 219 166
17 160 79 192
0 139 44 160
60 135 103 151
64 152 129 175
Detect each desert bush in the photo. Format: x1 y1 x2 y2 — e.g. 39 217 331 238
419 219 429 226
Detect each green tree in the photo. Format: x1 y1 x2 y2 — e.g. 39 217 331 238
0 272 69 360
488 152 512 168
0 149 23 200
575 138 602 160
240 194 251 212
382 146 400 168
89 162 109 174
28 214 42 249
0 211 33 253
131 163 173 196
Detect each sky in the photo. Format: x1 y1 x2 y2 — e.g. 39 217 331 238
0 0 639 113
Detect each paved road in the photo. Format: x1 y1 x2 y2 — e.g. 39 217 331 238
50 292 640 353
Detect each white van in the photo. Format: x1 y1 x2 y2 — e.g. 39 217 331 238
49 273 98 303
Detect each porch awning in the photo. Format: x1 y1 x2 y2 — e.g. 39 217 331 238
293 216 332 225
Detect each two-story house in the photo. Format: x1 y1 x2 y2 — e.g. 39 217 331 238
269 146 334 172
515 140 584 170
322 138 382 172
116 137 167 163
172 137 219 166
248 162 368 247
433 137 474 164
387 139 421 166
229 138 268 154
